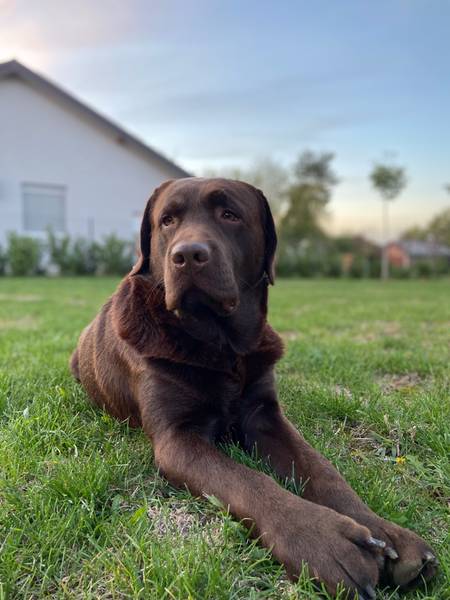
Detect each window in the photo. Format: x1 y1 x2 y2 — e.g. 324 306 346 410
22 182 66 232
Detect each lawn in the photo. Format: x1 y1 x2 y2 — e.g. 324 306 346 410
0 277 449 599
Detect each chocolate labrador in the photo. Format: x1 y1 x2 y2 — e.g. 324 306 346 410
71 177 437 598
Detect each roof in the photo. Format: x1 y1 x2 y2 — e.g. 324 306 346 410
0 59 191 178
391 240 450 258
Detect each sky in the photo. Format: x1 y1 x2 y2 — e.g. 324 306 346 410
1 0 449 239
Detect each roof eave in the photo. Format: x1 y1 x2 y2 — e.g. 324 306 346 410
0 59 191 178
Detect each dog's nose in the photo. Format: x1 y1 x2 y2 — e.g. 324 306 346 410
171 242 211 268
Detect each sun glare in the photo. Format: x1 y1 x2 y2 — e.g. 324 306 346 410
0 18 53 70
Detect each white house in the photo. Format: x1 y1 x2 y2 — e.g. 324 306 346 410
0 60 190 247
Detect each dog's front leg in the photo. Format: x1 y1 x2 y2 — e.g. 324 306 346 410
239 372 439 590
150 426 382 599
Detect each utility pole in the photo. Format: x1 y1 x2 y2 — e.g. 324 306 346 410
369 162 407 280
381 199 389 280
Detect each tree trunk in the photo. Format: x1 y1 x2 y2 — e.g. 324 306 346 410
381 199 389 280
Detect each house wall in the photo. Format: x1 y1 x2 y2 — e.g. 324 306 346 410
0 77 182 246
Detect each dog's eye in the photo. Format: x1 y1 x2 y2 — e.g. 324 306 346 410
161 215 175 227
221 209 240 222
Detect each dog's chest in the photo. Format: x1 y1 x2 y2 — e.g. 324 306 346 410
189 368 245 443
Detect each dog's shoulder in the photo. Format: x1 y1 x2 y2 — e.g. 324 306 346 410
243 323 284 385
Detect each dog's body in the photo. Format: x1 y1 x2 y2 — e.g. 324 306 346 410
71 178 437 598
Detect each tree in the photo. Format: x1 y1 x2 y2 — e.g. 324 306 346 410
428 207 450 247
280 183 329 242
293 150 339 189
279 151 338 249
402 207 450 247
205 151 340 276
242 157 289 219
401 225 426 242
369 163 407 279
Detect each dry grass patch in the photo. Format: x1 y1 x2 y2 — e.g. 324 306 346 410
147 500 223 541
353 320 402 343
0 315 39 330
0 293 43 302
376 372 425 394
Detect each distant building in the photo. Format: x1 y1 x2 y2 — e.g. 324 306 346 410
386 240 450 268
337 235 381 275
0 60 189 246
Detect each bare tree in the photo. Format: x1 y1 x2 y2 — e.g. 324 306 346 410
369 163 407 279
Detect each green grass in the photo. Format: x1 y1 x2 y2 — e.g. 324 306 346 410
0 277 449 599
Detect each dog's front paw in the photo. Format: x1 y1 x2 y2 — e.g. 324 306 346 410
263 501 383 599
370 518 438 590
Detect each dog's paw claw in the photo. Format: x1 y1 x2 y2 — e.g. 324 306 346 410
364 583 376 599
385 546 398 560
423 551 438 566
367 536 385 549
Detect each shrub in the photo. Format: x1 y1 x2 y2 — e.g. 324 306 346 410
413 261 433 278
96 234 134 275
368 258 381 278
348 257 364 278
70 238 100 275
390 266 411 279
47 230 73 274
47 230 99 275
276 253 321 277
0 244 6 275
434 258 450 275
6 233 42 276
276 252 298 277
323 256 342 278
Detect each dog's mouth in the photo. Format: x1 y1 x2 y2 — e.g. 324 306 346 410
166 287 239 346
172 288 239 321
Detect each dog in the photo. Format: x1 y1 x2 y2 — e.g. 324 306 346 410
71 177 438 598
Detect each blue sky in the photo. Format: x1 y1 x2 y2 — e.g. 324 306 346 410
1 0 449 238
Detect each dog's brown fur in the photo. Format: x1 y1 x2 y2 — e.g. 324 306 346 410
71 178 437 598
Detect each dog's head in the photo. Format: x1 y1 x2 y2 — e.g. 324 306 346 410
122 177 276 352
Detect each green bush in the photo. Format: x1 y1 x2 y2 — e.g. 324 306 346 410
323 256 342 277
275 252 298 277
390 266 411 279
368 258 381 278
348 257 364 278
3 229 448 280
70 238 100 275
6 233 42 276
96 234 134 275
47 230 99 275
276 252 323 278
0 244 6 275
434 258 450 275
47 230 73 274
413 261 433 278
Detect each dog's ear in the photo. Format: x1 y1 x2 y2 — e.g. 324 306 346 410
131 180 174 276
113 275 162 354
257 189 277 285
